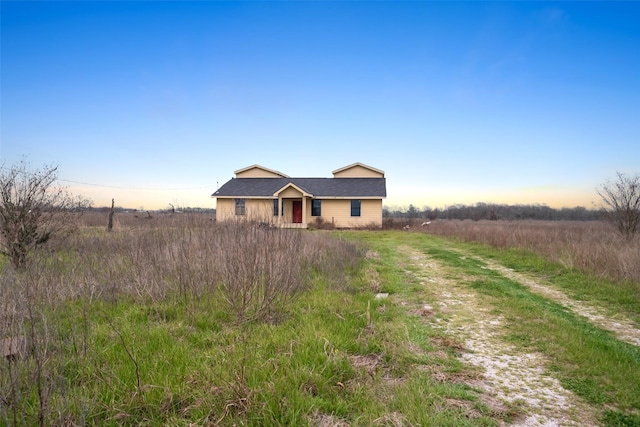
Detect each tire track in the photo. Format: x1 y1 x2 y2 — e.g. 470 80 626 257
398 245 599 427
469 255 640 347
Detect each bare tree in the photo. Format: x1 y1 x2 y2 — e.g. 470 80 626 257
0 160 91 269
597 172 640 239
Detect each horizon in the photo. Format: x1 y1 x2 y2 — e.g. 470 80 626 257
85 194 600 213
2 2 638 211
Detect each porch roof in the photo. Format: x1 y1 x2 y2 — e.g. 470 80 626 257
273 182 313 197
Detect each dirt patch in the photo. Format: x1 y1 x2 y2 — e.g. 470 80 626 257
308 412 349 427
398 246 599 426
350 353 383 375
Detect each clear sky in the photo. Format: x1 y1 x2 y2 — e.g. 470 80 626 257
1 1 638 211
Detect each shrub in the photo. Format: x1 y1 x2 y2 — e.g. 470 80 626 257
0 160 90 269
214 221 307 324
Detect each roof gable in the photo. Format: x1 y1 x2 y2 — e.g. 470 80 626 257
274 182 313 198
235 164 289 178
332 162 385 178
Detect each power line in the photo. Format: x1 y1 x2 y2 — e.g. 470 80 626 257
56 178 212 191
1 165 213 191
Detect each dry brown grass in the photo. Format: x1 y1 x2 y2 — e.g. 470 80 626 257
388 219 640 285
40 212 360 307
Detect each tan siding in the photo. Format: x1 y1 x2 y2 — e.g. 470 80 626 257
281 199 291 224
246 199 275 221
333 165 384 178
216 198 276 222
307 199 382 228
215 198 235 221
236 168 283 178
279 187 304 198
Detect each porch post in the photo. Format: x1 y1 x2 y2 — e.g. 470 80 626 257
302 197 307 227
278 197 283 227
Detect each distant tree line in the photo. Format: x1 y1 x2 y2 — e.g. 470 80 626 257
87 206 216 215
383 203 602 221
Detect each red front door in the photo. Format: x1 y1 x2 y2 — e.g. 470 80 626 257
292 200 302 223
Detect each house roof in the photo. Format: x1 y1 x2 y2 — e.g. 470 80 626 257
212 177 386 198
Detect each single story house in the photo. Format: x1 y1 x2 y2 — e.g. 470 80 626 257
212 162 386 228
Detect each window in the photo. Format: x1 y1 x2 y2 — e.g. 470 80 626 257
311 199 321 217
273 199 279 216
235 198 246 216
351 199 361 217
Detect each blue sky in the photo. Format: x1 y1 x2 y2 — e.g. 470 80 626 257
2 1 638 210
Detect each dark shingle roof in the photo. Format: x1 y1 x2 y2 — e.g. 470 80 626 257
212 178 386 198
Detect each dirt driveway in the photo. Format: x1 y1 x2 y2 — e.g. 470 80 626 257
395 244 640 427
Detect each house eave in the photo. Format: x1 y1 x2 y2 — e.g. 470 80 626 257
212 195 275 199
213 195 385 200
310 196 385 200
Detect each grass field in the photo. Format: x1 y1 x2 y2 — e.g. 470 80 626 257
1 214 639 426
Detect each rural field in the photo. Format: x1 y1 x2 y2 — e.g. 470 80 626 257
1 213 639 426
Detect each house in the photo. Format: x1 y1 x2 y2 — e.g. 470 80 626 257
212 162 386 228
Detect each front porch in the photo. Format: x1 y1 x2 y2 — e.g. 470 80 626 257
274 182 312 229
279 222 308 229
276 197 310 229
